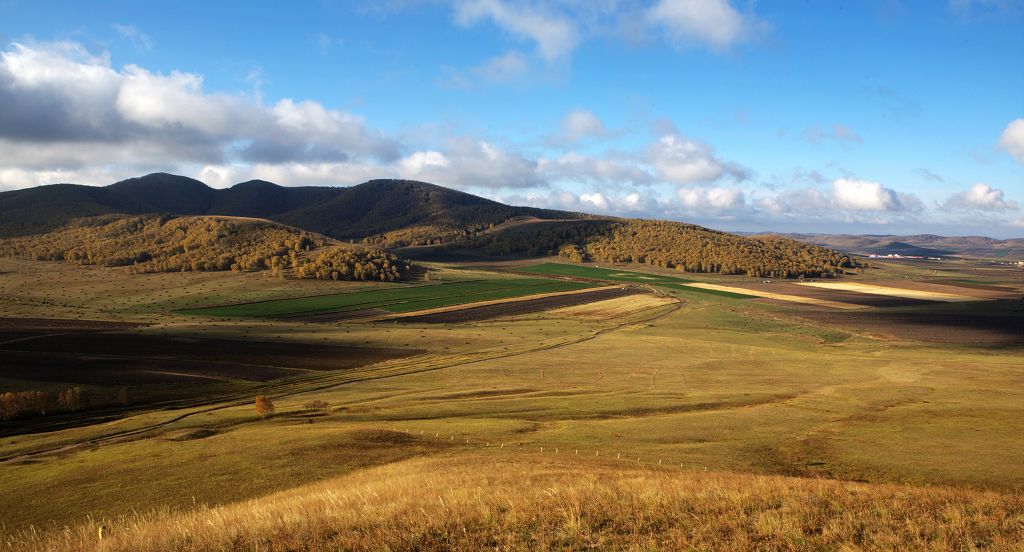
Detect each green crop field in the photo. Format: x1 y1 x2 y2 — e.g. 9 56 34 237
520 262 754 298
179 278 598 318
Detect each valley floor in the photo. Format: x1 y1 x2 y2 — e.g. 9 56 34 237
0 257 1022 549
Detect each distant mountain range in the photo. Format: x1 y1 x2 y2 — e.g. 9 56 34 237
0 173 581 241
2 173 1019 271
757 233 1024 260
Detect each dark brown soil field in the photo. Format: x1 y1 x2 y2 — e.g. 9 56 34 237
0 334 423 385
792 310 1024 344
923 280 1019 293
394 287 645 323
0 317 144 331
729 282 929 307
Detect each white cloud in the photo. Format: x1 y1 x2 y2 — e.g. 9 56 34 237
393 138 541 189
579 192 609 210
997 118 1024 163
831 178 906 211
539 151 653 186
645 0 761 50
558 110 608 144
677 186 746 210
648 133 747 184
944 183 1018 211
453 0 578 61
755 178 922 221
0 40 397 175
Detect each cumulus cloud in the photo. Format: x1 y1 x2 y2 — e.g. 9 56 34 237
0 40 397 182
579 192 609 210
831 178 913 211
453 0 578 61
944 183 1018 211
757 178 922 219
645 0 763 50
648 133 748 184
677 186 746 210
997 118 1024 163
539 151 653 186
393 138 541 189
558 110 609 144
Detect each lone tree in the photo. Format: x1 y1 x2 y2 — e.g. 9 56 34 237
255 395 275 419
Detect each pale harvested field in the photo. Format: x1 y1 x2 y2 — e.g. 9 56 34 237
798 281 981 302
549 293 677 320
684 282 867 310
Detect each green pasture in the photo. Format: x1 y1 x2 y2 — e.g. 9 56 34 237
520 262 754 298
179 278 597 318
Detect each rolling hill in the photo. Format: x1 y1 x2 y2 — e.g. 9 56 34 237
0 173 581 242
0 173 872 278
0 214 410 281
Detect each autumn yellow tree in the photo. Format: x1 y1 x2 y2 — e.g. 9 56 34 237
255 395 275 419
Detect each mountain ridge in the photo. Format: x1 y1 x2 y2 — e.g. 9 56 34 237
0 173 584 240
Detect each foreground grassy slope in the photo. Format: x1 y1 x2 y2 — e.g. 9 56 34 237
7 454 1022 551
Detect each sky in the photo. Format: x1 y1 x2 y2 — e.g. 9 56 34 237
1 0 1022 237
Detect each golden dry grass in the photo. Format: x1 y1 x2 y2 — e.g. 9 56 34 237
797 282 978 302
7 454 1023 552
548 294 676 320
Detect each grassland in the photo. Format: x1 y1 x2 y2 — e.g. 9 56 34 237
520 262 755 298
179 277 597 318
0 255 1021 549
7 455 1023 551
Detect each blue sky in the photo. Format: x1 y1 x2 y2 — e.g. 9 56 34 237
1 0 1022 236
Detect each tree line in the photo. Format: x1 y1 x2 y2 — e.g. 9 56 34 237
294 248 411 282
0 215 416 281
2 387 88 420
466 219 857 278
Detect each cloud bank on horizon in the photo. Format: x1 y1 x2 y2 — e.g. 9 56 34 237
0 0 1021 236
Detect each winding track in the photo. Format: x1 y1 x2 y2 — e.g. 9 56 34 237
0 293 684 464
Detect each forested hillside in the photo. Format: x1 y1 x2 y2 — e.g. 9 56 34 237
467 219 857 278
0 215 412 281
0 173 858 278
